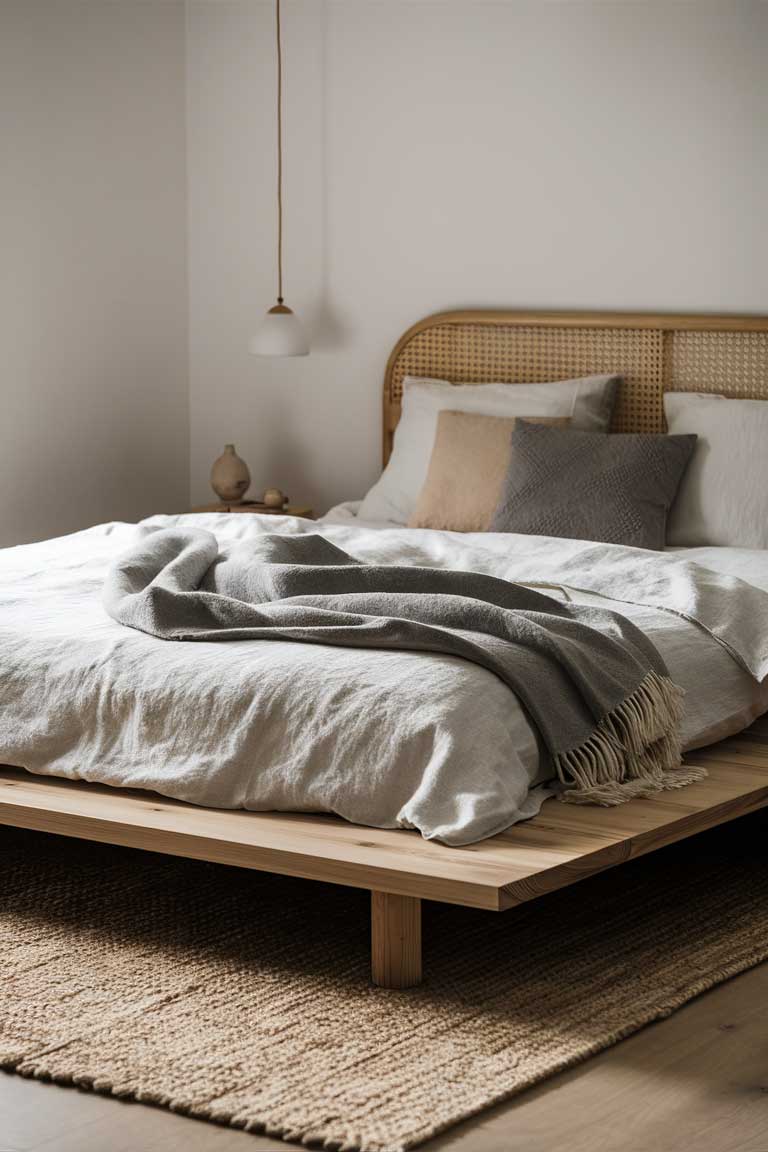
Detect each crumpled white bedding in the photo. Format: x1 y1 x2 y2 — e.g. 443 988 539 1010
1 510 767 844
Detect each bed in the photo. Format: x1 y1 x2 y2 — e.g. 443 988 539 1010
3 308 768 990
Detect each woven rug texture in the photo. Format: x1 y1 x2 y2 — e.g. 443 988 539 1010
2 814 767 1152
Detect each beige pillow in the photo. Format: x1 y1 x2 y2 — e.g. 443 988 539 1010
408 411 571 532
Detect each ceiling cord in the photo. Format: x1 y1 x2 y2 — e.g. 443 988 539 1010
276 0 284 305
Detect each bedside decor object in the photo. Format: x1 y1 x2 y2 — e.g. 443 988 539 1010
249 0 309 358
263 486 288 509
210 444 251 503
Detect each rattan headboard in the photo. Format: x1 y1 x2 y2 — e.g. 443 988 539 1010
383 310 768 464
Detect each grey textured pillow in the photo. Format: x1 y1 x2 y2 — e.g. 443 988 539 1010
490 424 697 550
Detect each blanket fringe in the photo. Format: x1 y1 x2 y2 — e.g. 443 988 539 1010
554 670 706 806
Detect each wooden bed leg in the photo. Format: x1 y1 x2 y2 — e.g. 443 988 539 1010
371 891 422 989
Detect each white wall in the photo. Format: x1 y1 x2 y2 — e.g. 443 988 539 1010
3 1 766 534
0 0 189 547
187 0 767 515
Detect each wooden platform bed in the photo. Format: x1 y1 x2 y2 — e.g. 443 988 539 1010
3 308 768 990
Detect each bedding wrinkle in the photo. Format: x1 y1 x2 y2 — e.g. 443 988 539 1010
104 528 693 808
3 514 768 843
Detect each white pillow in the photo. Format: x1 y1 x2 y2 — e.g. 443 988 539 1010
665 392 768 548
359 374 620 524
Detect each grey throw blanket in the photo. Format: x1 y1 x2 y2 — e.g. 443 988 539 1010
104 528 702 806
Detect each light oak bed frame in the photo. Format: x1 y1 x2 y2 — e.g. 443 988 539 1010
3 309 768 990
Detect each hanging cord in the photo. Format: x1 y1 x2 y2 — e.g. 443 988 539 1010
276 0 284 304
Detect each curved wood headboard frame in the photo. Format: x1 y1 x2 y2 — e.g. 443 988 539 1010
382 309 768 465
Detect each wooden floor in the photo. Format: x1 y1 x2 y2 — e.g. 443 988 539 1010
2 960 767 1152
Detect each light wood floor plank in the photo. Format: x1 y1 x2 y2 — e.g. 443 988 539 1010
0 1073 272 1151
0 1072 106 1152
429 963 768 1151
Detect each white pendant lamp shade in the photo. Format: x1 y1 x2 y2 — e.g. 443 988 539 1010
250 304 309 357
250 0 309 358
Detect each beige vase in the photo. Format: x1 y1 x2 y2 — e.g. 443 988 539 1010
210 444 251 502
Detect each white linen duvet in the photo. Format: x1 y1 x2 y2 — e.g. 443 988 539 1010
1 511 767 845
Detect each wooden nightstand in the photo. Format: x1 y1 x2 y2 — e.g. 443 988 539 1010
191 501 314 519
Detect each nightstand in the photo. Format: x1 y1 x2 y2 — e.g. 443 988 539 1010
191 501 314 519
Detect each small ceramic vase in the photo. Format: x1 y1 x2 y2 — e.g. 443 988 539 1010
263 487 288 509
210 444 251 502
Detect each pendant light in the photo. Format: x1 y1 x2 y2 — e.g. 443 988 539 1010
250 0 309 357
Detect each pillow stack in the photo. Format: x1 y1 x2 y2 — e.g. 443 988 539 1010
357 374 727 550
358 373 620 525
408 411 571 532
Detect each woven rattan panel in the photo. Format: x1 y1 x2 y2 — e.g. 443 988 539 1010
383 313 768 464
669 330 768 399
384 322 664 462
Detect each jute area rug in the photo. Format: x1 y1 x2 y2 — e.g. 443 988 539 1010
2 814 768 1152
